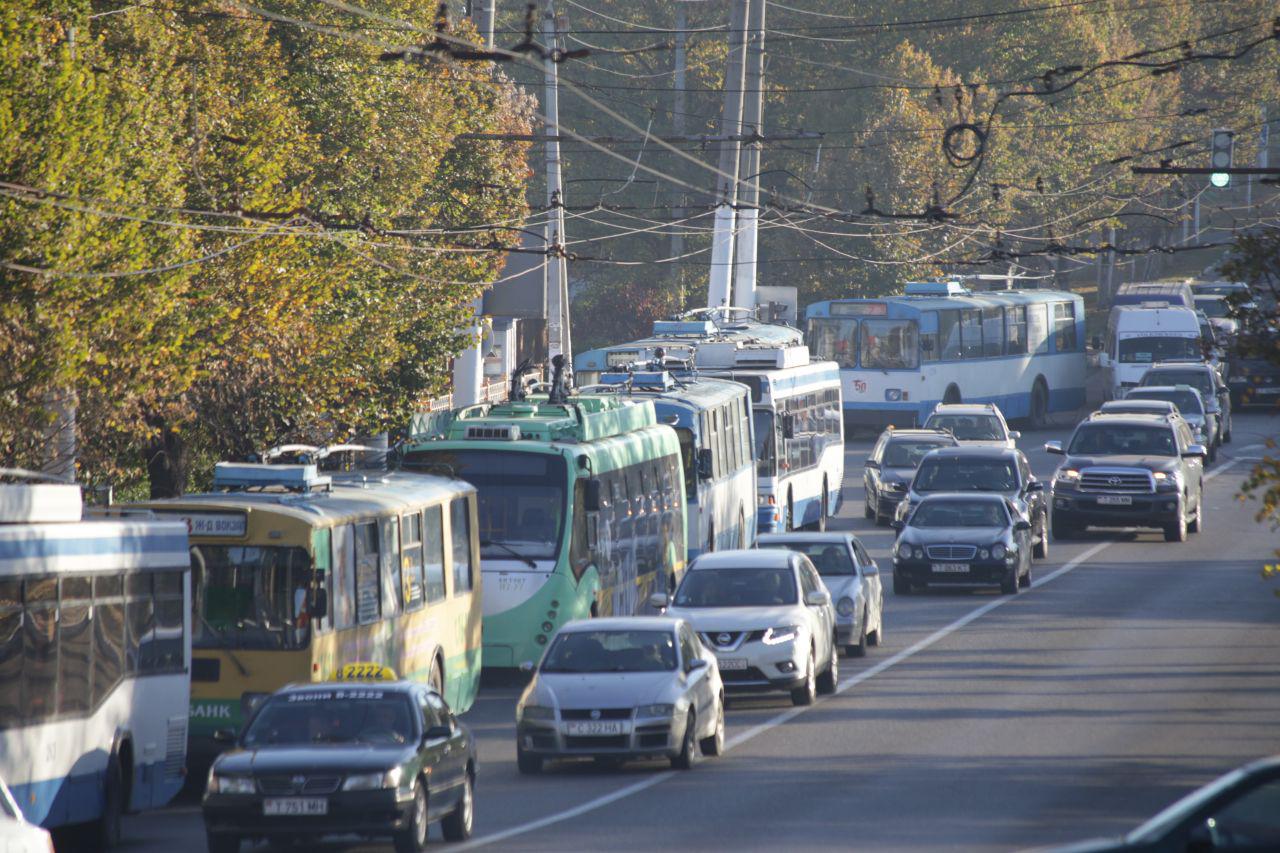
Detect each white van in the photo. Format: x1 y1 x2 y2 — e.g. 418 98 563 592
1099 305 1202 399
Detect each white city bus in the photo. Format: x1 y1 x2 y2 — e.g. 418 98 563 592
0 474 191 846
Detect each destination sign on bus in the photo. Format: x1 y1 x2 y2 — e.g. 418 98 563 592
607 350 641 366
830 302 887 316
170 512 247 537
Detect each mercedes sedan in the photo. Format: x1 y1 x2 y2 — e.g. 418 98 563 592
891 493 1033 595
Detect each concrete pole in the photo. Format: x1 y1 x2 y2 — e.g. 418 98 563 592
452 297 485 407
472 0 495 48
670 2 687 264
544 1 567 362
734 0 766 310
706 0 750 310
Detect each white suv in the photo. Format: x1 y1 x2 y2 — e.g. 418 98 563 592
923 403 1019 449
652 550 838 707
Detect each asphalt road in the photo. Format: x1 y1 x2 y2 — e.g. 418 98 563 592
109 411 1280 853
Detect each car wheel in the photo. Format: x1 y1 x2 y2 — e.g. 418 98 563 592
1188 497 1203 534
441 768 474 841
699 697 725 757
1163 506 1188 542
864 492 875 519
893 573 910 596
790 651 817 706
868 610 883 647
1051 512 1077 541
206 834 240 853
850 612 868 658
516 744 543 775
393 779 429 853
1000 567 1019 595
1033 511 1049 559
1019 558 1032 588
671 711 700 769
1208 443 1217 464
1223 418 1232 442
817 641 838 694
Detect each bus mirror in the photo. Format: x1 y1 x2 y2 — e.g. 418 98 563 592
310 588 329 619
697 448 714 480
584 479 602 511
586 516 599 550
212 728 237 745
782 415 796 440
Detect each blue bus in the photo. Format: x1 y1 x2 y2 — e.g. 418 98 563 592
805 281 1087 429
585 368 758 558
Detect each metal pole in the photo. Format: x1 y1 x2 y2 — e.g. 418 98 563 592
544 2 567 362
734 0 766 310
706 0 750 310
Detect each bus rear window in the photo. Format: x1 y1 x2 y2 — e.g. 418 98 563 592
190 545 313 651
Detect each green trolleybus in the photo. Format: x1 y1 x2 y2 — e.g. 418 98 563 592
404 387 687 669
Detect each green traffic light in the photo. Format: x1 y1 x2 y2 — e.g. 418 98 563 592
1209 172 1230 188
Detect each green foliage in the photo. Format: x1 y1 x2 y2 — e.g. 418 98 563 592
1 0 532 493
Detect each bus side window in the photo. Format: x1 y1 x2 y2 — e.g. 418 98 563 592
152 570 185 674
0 579 23 726
1006 306 1028 355
938 310 962 360
450 498 473 596
333 524 356 629
59 575 92 715
1028 304 1050 354
379 517 401 619
1053 301 1078 352
423 506 446 603
354 522 381 625
91 574 125 711
125 573 153 676
570 480 592 580
311 529 333 634
401 514 425 612
739 397 751 469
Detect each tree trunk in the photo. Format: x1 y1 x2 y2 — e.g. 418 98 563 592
146 419 188 498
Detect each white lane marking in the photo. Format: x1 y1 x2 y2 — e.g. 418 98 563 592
461 459 1243 849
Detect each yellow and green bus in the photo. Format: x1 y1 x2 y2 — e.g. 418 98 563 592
132 462 481 755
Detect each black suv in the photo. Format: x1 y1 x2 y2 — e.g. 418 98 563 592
893 446 1050 560
1137 360 1232 446
863 427 957 525
1046 413 1206 542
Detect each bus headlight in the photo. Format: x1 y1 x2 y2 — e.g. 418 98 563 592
208 771 255 795
343 767 403 791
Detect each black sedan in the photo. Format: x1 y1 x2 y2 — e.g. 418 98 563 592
891 493 1032 595
1227 357 1280 410
203 678 475 853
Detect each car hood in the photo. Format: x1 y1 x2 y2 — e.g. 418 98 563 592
667 604 804 632
531 671 677 707
215 744 414 776
1062 455 1183 472
901 525 1009 545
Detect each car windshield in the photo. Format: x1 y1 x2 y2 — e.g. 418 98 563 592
243 693 416 746
910 500 1008 528
1127 389 1203 415
540 629 677 673
674 567 798 607
758 542 854 576
404 449 566 561
1142 370 1213 397
925 414 1003 441
914 457 1018 492
189 545 312 651
1117 336 1200 363
1231 359 1279 378
883 439 950 468
1194 298 1230 318
1068 424 1177 456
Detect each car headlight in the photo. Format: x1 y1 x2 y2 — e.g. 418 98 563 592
1055 468 1080 486
836 596 855 617
520 705 556 722
895 541 913 559
991 544 1006 559
1153 471 1179 491
762 625 801 645
636 703 675 718
342 767 403 792
207 772 255 795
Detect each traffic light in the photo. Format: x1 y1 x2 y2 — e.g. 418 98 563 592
1209 128 1233 187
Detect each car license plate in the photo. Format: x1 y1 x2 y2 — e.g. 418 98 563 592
565 721 626 736
931 563 969 573
717 657 748 670
263 798 328 816
1097 495 1132 505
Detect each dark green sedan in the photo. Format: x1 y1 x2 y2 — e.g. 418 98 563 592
202 678 475 853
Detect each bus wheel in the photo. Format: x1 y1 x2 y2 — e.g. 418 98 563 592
707 526 715 554
943 385 961 405
429 660 444 696
785 495 795 532
93 753 124 850
738 510 748 548
815 482 829 532
1030 380 1049 429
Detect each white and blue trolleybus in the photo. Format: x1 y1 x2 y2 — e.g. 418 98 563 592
0 473 191 845
805 281 1086 429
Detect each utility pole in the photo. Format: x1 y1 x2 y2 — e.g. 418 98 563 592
670 1 688 265
706 0 751 310
734 0 766 310
544 1 570 368
471 0 495 47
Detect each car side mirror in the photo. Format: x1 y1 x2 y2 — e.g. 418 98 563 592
1008 430 1021 439
518 660 535 674
1014 519 1032 531
891 519 904 531
697 448 714 480
863 562 879 576
1183 444 1208 458
212 728 237 745
686 657 708 673
1027 480 1045 492
864 459 880 470
649 592 670 610
310 587 329 619
1044 440 1064 455
583 478 602 512
424 724 452 742
804 589 830 607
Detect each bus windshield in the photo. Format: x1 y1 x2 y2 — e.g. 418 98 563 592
405 449 568 563
1117 336 1200 363
753 410 776 477
806 318 857 367
190 545 312 651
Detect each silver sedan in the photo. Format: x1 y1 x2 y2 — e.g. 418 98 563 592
515 616 725 773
